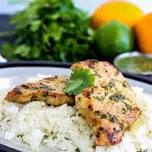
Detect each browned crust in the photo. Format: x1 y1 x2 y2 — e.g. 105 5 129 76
5 76 75 106
73 60 141 147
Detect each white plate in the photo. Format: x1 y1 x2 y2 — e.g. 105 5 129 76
0 66 151 152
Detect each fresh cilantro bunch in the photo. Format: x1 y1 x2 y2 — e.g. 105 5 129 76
64 68 95 95
2 0 94 62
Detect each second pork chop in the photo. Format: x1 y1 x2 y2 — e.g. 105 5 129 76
72 60 141 146
5 76 74 106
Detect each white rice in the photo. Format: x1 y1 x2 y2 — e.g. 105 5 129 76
0 76 151 152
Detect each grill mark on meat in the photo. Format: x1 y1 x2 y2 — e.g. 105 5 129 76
13 88 22 94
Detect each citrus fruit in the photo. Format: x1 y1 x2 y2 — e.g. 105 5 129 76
91 1 144 28
94 20 134 58
135 13 152 54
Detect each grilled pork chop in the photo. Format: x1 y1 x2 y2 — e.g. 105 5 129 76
5 76 74 106
5 60 141 147
72 60 141 146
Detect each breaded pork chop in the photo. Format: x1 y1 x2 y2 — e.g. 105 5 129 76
5 76 74 106
72 60 141 146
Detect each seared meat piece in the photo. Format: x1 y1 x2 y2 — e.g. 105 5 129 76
72 60 141 146
5 60 141 147
5 76 74 106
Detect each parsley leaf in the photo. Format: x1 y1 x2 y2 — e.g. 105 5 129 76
64 68 95 95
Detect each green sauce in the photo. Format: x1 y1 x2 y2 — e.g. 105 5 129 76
115 56 152 73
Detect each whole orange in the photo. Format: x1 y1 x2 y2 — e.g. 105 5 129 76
135 13 152 54
91 1 144 28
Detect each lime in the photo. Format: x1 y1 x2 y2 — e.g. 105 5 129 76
94 21 134 58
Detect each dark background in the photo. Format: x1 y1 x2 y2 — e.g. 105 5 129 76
0 15 14 51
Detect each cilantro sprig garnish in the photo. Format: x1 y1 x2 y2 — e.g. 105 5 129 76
64 68 95 95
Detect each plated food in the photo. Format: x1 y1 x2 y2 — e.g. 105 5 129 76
0 60 152 152
5 76 74 106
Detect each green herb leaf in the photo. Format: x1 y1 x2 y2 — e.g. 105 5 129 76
14 45 30 58
2 0 95 62
48 23 63 41
64 68 95 95
30 20 41 32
